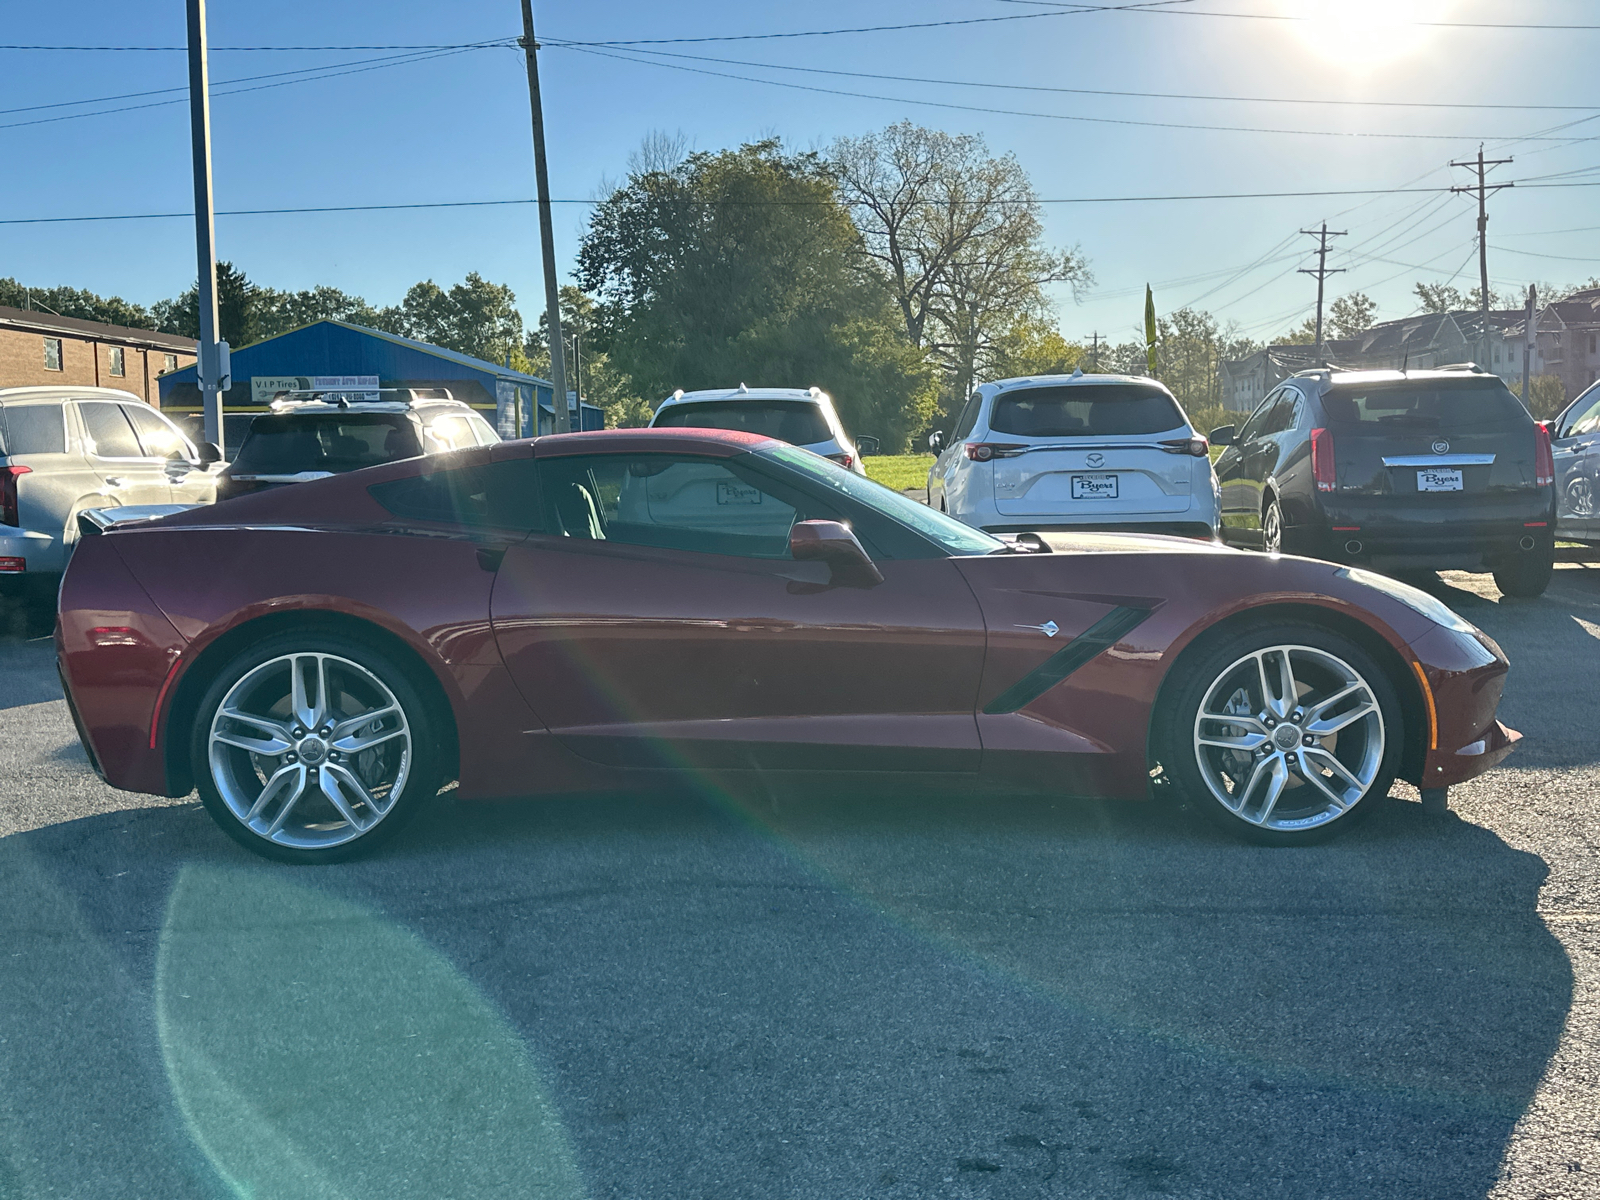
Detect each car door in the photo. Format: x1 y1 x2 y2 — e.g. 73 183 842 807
489 448 989 772
1551 384 1600 542
74 400 172 505
930 392 983 511
121 403 216 504
1216 389 1283 543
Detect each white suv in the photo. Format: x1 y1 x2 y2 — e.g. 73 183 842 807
926 372 1220 538
650 385 867 474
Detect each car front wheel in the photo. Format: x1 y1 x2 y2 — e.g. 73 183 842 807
190 633 443 863
1158 623 1402 844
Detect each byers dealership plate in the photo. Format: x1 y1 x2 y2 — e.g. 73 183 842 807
1417 468 1464 492
1071 473 1119 499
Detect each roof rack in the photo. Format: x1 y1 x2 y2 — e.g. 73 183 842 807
1435 362 1490 374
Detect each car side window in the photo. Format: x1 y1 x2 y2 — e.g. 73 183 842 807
1236 388 1283 443
1260 391 1299 437
122 404 193 459
368 458 544 533
1558 387 1600 439
78 402 145 459
0 404 67 455
952 393 983 441
539 454 815 560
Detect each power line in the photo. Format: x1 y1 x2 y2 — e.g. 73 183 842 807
564 43 1586 142
995 0 1600 32
546 41 1600 113
0 41 518 51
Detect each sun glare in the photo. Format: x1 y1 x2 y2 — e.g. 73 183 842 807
1282 0 1449 69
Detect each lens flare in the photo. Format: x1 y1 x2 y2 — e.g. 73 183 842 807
1282 0 1448 68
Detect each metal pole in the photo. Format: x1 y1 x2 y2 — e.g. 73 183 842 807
186 0 225 449
519 0 569 434
1522 284 1536 410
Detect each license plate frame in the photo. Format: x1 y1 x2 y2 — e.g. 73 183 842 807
1070 473 1119 500
1416 468 1464 493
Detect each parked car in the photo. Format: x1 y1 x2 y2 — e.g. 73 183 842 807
59 426 1517 862
1550 379 1600 545
926 372 1219 538
650 385 867 474
216 389 500 502
0 387 219 601
1210 366 1556 596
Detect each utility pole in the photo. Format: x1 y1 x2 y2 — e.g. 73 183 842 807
1521 284 1537 410
1298 223 1346 363
186 0 229 450
1451 145 1513 369
1083 331 1100 371
519 0 568 434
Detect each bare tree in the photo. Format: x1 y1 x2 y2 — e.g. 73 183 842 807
830 122 1088 410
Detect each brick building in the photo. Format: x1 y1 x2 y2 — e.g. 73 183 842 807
0 306 196 404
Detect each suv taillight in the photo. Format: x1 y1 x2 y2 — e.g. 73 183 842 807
1310 428 1336 492
1159 436 1210 457
963 443 1027 461
1535 422 1554 487
1 465 31 527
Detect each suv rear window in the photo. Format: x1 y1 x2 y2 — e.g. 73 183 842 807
654 400 832 445
0 405 66 456
229 413 423 474
989 385 1184 437
1321 378 1526 429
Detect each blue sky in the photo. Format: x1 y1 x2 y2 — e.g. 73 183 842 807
3 1 1597 346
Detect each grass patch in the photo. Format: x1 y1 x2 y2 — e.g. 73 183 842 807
864 454 935 494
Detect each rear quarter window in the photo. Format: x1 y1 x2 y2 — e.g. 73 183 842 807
0 404 67 455
989 385 1185 438
1321 379 1527 429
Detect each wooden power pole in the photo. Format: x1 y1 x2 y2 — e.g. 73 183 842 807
519 0 569 434
1451 146 1513 369
1298 223 1346 363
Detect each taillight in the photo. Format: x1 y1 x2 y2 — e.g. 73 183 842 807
1535 422 1554 487
963 443 1027 461
0 465 31 526
0 557 24 574
1310 428 1336 492
825 452 854 469
1160 436 1210 457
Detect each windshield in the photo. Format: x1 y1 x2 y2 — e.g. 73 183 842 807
759 443 1004 556
229 413 423 474
990 384 1185 438
654 400 834 445
1322 378 1527 429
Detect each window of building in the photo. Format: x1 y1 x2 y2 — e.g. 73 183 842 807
108 346 125 377
163 353 177 373
43 338 62 371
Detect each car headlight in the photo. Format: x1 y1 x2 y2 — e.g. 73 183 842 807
1331 566 1491 662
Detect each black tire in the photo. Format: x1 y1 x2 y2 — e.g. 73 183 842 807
1492 545 1554 598
1155 621 1403 845
189 631 445 863
1261 495 1285 555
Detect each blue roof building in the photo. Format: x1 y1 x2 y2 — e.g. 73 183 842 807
158 319 601 436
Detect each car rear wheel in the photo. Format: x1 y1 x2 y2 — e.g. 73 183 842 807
1261 497 1284 555
190 633 443 863
1158 622 1402 844
1492 543 1554 598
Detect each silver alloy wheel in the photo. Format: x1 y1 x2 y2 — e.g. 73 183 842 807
1261 500 1283 554
207 652 412 850
1192 644 1384 832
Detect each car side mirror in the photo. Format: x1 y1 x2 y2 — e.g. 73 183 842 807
1208 425 1236 446
856 434 880 456
197 441 223 465
789 519 884 588
928 431 944 452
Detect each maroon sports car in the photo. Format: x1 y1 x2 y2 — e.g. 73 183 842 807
57 427 1519 862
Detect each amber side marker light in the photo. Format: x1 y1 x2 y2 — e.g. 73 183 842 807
1410 660 1439 751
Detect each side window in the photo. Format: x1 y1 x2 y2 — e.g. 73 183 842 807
539 454 811 559
368 458 544 533
417 410 478 453
123 404 192 459
467 414 501 445
78 402 144 459
1558 387 1600 439
1236 388 1283 443
0 404 67 456
952 393 983 441
1261 391 1299 436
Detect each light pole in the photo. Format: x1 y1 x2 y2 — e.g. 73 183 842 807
185 0 229 449
519 1 569 434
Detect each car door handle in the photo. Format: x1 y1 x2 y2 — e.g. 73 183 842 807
104 477 128 487
476 545 506 573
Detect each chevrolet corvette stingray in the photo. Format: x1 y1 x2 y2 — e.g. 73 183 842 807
56 428 1519 862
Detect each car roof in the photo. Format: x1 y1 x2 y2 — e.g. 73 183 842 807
532 426 775 458
983 372 1172 393
0 386 143 405
657 386 829 409
1311 368 1501 388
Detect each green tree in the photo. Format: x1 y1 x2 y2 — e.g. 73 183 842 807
984 314 1089 380
578 139 936 450
1327 292 1377 339
153 261 263 345
396 273 522 364
0 278 156 329
526 286 652 428
1510 374 1567 420
255 286 384 340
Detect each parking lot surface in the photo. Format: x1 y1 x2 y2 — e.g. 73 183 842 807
1 567 1597 1199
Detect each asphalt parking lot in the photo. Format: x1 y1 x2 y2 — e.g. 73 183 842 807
1 567 1597 1200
